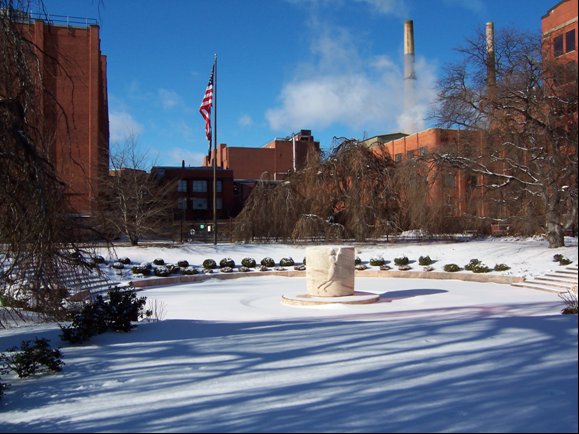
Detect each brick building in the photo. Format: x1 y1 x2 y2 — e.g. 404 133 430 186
364 128 485 223
12 14 109 217
151 165 235 230
204 130 320 181
542 0 577 64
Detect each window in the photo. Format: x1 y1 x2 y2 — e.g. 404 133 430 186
565 29 576 53
216 197 223 210
395 153 403 162
443 173 456 188
216 180 222 193
192 180 208 192
177 197 187 209
407 150 416 159
554 34 564 57
177 180 187 192
419 146 428 157
191 198 208 210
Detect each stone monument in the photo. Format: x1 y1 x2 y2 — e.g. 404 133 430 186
306 246 355 297
281 245 379 306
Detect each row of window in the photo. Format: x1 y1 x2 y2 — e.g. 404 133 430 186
177 197 223 210
553 29 576 58
177 179 223 193
394 146 429 162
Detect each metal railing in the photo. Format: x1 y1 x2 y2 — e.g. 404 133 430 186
1 9 98 27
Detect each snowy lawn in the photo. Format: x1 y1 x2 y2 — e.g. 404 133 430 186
0 237 577 433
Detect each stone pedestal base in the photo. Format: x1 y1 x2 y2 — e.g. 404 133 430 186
281 291 380 306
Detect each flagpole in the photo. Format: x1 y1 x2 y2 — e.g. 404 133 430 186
212 54 218 246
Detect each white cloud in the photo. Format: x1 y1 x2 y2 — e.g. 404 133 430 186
266 24 438 135
109 111 144 144
158 88 182 110
238 114 253 127
442 0 486 14
353 0 408 17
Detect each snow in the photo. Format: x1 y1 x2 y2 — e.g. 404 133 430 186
0 237 577 433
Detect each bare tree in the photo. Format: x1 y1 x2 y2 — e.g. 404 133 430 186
432 26 578 247
94 136 174 246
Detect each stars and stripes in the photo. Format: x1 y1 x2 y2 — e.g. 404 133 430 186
199 61 215 144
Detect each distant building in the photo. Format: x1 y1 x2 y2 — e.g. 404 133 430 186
10 13 109 217
151 165 235 228
204 130 320 181
364 128 485 223
542 0 578 64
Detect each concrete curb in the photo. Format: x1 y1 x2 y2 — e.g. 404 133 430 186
127 269 523 290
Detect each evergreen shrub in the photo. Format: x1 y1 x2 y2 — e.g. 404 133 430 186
241 257 257 268
261 257 275 267
1 338 64 378
279 257 295 266
220 258 235 268
203 259 217 269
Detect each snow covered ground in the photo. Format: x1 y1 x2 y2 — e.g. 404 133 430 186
0 237 577 433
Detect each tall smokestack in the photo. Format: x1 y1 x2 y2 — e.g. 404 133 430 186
403 19 417 132
486 22 496 91
404 20 416 80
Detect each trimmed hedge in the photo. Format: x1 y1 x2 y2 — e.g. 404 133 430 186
220 258 235 268
203 259 217 269
261 257 275 267
241 257 257 268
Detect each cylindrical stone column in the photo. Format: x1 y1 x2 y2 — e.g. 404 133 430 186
306 246 355 297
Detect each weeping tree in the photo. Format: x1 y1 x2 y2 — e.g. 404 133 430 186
1 2 94 314
393 157 454 234
234 138 399 242
432 26 578 247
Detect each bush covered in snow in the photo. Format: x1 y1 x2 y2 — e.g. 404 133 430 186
261 257 275 267
181 266 198 275
444 264 461 272
494 263 511 271
394 256 409 266
131 265 151 276
554 254 572 265
1 338 63 378
220 258 235 268
279 257 295 266
60 286 147 344
241 257 257 268
154 266 171 277
203 259 217 269
369 257 385 266
465 259 491 273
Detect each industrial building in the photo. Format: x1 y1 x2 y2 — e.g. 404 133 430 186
10 13 109 217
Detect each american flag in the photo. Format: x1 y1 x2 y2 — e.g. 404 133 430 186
199 61 215 144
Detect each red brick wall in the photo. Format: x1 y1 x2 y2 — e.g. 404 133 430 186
151 166 235 221
542 0 578 62
207 135 320 181
18 20 109 216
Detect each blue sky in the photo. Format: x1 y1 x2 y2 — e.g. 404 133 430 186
42 0 556 167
